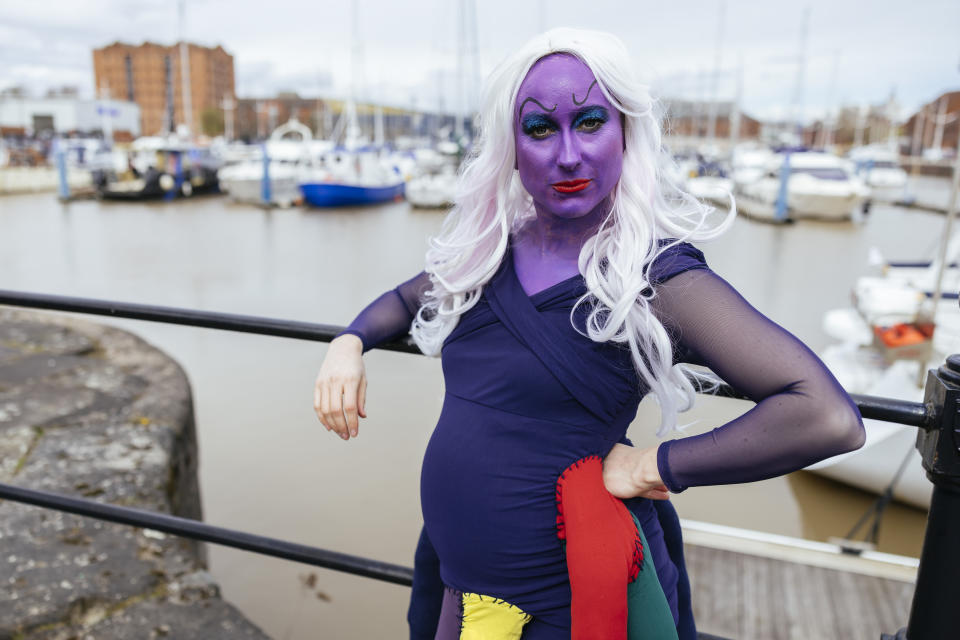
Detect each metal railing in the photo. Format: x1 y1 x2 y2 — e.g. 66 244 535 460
0 288 954 639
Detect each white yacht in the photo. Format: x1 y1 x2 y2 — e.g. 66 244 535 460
736 150 869 221
849 145 908 204
217 119 333 208
809 237 960 509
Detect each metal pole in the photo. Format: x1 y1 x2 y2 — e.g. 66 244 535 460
706 0 725 147
178 0 193 136
0 290 934 427
903 355 960 637
54 138 70 201
775 151 791 222
261 141 272 206
926 124 960 313
0 481 414 586
0 288 422 353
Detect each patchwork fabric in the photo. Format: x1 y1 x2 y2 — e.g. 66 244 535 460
433 587 531 640
556 455 677 640
460 593 532 639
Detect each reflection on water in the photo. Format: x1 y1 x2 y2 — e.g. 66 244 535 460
0 189 948 637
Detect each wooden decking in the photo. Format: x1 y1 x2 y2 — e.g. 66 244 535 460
682 521 917 640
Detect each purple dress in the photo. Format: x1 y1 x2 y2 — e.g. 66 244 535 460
341 241 864 637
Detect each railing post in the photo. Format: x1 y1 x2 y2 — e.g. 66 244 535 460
905 354 960 637
261 142 272 206
774 150 791 222
55 138 70 202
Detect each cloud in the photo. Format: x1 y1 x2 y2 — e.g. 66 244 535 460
1 0 958 118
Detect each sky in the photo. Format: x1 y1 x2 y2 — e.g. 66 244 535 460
1 0 959 123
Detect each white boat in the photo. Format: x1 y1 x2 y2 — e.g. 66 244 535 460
849 145 908 204
406 169 457 208
217 119 333 208
681 150 734 207
736 150 869 221
812 336 930 509
808 238 960 509
730 144 775 190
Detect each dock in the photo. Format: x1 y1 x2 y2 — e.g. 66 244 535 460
684 521 916 639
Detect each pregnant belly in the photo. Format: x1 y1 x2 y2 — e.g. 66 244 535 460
420 393 607 609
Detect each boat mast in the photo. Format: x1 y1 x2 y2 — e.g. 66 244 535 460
816 50 839 150
221 95 234 141
927 116 960 315
790 7 810 144
178 0 193 136
729 55 742 148
455 0 479 144
706 0 725 149
343 0 363 148
885 89 899 151
931 96 948 155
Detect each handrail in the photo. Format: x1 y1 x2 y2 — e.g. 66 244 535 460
0 288 932 428
0 482 413 585
0 288 952 639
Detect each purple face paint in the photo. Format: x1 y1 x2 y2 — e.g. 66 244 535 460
511 53 624 295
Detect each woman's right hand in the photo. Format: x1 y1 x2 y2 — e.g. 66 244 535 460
314 334 367 440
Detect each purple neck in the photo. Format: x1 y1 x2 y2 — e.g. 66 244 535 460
511 198 610 296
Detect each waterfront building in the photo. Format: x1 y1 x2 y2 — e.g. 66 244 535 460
93 41 235 137
904 91 960 157
0 94 140 140
661 99 761 141
232 93 423 143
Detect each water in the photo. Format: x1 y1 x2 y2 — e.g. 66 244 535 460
0 188 949 638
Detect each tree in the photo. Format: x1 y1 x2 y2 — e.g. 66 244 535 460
200 108 224 136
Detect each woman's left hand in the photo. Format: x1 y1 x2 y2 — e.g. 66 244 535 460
602 443 670 500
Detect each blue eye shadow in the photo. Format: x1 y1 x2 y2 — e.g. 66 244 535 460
521 113 556 134
572 106 609 128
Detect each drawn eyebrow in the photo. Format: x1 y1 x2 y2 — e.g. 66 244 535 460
518 96 557 114
572 80 598 106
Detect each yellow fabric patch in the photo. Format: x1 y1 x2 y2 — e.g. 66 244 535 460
459 593 532 640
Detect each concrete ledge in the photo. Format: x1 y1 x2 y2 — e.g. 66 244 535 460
0 309 269 639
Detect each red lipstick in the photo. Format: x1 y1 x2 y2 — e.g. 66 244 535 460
552 179 591 193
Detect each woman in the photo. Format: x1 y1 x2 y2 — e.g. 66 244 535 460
314 28 864 639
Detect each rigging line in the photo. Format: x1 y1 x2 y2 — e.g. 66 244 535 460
843 444 915 545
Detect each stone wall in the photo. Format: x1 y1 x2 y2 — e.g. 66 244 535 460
0 309 269 639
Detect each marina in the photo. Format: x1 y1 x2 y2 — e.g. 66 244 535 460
0 184 951 638
3 1 960 636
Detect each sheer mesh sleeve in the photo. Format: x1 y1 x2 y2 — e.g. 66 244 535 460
337 271 431 352
651 254 865 493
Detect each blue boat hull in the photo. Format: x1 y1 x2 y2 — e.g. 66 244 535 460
299 182 405 207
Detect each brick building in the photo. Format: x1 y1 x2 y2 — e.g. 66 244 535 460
660 99 761 140
232 94 420 143
93 41 235 137
904 91 960 155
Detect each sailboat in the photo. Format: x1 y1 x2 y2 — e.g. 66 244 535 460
298 2 405 208
808 234 960 509
297 102 405 207
218 118 333 207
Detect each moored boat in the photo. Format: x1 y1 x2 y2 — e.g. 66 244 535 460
217 119 333 207
300 180 405 207
808 236 960 509
736 150 869 221
849 145 908 204
299 143 405 208
95 136 221 200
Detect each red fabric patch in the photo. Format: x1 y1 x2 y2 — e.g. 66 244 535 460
555 456 644 640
